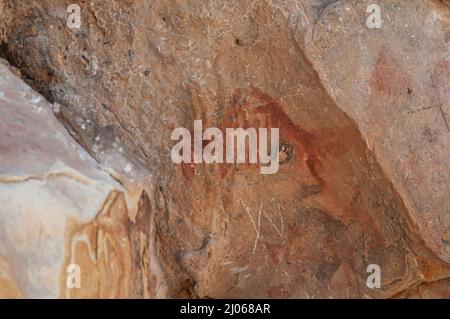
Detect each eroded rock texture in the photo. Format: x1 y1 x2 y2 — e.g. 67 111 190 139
304 0 450 266
0 0 448 298
0 63 164 298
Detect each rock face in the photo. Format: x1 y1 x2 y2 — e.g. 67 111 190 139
0 63 165 298
304 0 450 265
0 0 449 298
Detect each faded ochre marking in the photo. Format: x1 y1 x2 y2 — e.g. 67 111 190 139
70 233 97 264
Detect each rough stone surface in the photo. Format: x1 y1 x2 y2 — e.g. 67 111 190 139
304 0 450 265
0 63 165 298
0 0 448 298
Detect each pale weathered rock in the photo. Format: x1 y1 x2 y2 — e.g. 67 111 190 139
0 64 165 298
0 0 448 298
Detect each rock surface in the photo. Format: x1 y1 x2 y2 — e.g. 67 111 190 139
0 63 165 298
0 0 448 298
304 0 450 265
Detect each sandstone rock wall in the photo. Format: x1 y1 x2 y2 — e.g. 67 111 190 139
0 63 165 298
0 0 448 298
304 0 450 265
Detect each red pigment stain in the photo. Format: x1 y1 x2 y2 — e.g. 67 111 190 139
369 51 408 96
251 87 324 185
177 87 330 185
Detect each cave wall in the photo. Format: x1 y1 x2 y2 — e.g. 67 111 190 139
0 0 448 298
